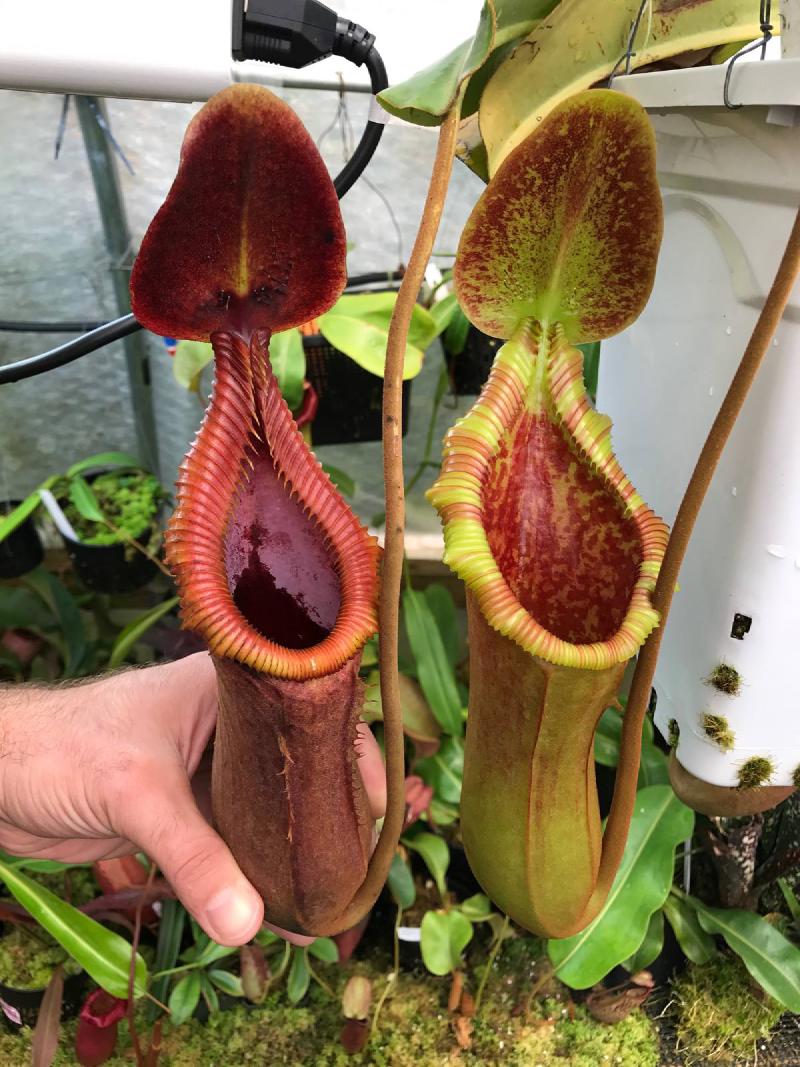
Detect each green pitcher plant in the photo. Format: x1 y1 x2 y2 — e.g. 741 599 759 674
428 89 669 938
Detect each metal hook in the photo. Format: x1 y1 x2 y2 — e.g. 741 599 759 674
724 0 772 109
607 0 650 88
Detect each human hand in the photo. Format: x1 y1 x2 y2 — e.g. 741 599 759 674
0 653 386 945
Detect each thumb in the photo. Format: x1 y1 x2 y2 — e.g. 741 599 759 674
118 770 263 946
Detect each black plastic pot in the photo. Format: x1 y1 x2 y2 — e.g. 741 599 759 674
61 531 157 594
0 501 44 579
0 969 87 1028
302 334 411 446
445 326 502 396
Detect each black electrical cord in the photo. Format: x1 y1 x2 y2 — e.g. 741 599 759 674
0 28 387 386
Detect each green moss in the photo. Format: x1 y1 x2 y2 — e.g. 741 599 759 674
56 470 164 548
0 927 79 990
35 867 99 907
672 954 784 1063
737 756 775 791
793 765 800 791
668 718 680 748
0 937 660 1066
706 663 742 697
702 713 735 752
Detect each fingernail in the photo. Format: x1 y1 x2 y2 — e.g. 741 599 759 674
204 886 261 945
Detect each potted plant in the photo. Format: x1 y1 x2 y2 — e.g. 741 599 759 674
0 452 168 596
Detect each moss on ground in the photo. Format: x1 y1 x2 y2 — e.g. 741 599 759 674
0 927 81 989
56 470 163 548
0 936 659 1066
671 954 784 1064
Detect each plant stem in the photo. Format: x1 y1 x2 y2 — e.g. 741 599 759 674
371 904 402 1037
330 104 462 933
306 954 336 999
593 207 800 914
474 914 509 1015
129 861 156 1067
150 962 197 981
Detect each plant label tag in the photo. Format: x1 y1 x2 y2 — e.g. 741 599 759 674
397 926 421 942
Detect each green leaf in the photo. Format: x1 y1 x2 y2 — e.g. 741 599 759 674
442 303 471 357
0 587 54 631
459 893 494 923
691 899 800 1011
168 972 201 1026
578 340 601 403
208 970 244 997
387 852 416 910
194 941 237 968
637 741 670 788
317 293 438 381
420 910 474 975
416 736 464 806
287 948 310 1004
623 910 664 973
779 878 800 925
423 584 460 667
429 293 460 335
270 328 306 412
198 972 220 1013
364 673 442 747
662 893 716 966
321 465 355 498
68 477 105 524
109 596 179 667
547 786 694 989
0 851 90 874
404 832 450 899
426 798 459 827
594 708 623 767
172 340 213 394
148 899 187 1021
23 569 87 677
0 492 43 543
0 859 148 999
66 452 144 477
594 708 667 786
307 937 339 963
402 587 462 736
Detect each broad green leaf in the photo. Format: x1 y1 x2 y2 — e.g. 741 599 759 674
69 477 105 524
455 91 662 344
623 909 664 973
307 937 339 963
321 465 355 498
387 852 416 910
637 741 670 788
148 899 187 1022
548 786 694 989
173 340 213 394
23 569 86 677
317 293 437 381
429 293 460 335
416 736 464 806
692 899 800 1011
168 972 201 1026
594 708 623 767
287 947 310 1004
365 672 442 746
66 452 144 477
426 798 459 827
0 860 147 999
109 596 179 667
779 878 800 925
208 970 244 997
269 328 306 412
194 941 237 967
402 587 462 736
420 910 473 975
0 587 54 631
594 708 666 786
459 893 493 923
423 584 460 667
404 832 450 898
0 491 44 543
378 1 558 127
377 2 496 127
662 894 716 966
0 850 90 874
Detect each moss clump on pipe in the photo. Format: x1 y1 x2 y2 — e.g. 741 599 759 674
705 662 742 697
667 719 680 748
737 756 775 791
702 713 735 752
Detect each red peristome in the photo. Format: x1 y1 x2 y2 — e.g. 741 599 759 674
483 410 642 645
130 84 347 341
166 331 379 680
